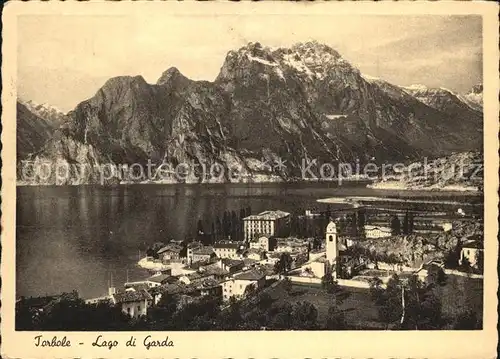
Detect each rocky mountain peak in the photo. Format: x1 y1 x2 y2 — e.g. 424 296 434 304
460 83 482 111
101 75 148 90
470 83 483 94
17 41 484 185
290 40 341 58
156 67 191 88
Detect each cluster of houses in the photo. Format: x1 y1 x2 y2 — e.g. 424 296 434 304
22 208 480 322
83 210 302 318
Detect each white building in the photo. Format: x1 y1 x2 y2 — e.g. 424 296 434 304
249 235 271 251
306 221 340 279
364 225 392 239
325 221 339 278
459 240 483 268
214 242 240 259
111 289 153 319
245 248 266 261
243 210 290 242
221 268 266 301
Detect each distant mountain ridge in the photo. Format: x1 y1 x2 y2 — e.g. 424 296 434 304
17 41 483 185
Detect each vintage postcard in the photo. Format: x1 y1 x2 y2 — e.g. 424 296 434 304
1 1 499 358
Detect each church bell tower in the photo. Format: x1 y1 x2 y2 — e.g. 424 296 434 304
325 220 339 278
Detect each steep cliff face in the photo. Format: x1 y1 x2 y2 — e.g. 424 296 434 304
17 101 58 159
402 84 483 151
17 41 483 185
459 84 483 112
18 99 68 127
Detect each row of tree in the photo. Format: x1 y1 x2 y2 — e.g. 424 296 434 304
389 211 415 236
368 273 481 330
196 206 252 244
291 208 368 239
16 270 480 331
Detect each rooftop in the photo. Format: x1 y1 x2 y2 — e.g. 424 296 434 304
113 289 152 303
147 274 172 284
214 242 240 249
192 246 215 255
246 248 264 255
221 258 244 267
188 258 218 270
243 210 290 221
364 225 392 232
242 258 259 267
156 283 191 295
462 240 483 249
124 283 151 292
233 268 266 281
157 244 183 254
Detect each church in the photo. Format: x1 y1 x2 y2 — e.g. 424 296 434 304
307 220 344 279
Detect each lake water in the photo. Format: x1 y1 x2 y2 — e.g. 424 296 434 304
16 183 482 299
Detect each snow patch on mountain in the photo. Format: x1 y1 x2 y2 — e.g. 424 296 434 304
275 67 285 81
361 73 381 82
282 53 316 80
19 99 66 115
404 84 429 92
325 114 348 120
247 54 278 67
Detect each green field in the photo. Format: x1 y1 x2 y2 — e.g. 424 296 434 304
437 274 483 324
264 274 483 330
266 282 384 329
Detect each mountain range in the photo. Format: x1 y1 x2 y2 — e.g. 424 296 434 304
17 41 483 185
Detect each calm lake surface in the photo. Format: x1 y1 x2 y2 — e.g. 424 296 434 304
16 183 482 299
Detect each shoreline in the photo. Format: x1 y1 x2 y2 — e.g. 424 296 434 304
366 181 480 193
15 178 373 187
317 195 482 206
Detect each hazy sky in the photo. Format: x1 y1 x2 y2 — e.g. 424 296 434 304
18 14 482 112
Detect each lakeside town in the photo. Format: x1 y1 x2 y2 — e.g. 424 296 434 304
16 202 484 330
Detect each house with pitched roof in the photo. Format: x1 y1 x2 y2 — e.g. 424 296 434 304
221 268 266 301
112 289 153 318
157 244 184 263
214 241 241 259
459 239 483 268
189 245 216 264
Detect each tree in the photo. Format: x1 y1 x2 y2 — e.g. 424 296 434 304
444 242 462 269
223 211 230 237
27 297 132 331
369 274 403 328
146 247 156 258
324 304 346 330
282 277 293 294
230 211 239 240
350 213 358 236
274 253 293 276
475 250 484 274
460 256 472 273
215 216 222 240
197 219 205 243
453 309 481 330
291 301 318 330
426 266 447 287
408 212 415 234
390 215 401 236
402 211 410 235
256 292 274 311
244 283 257 298
325 205 332 221
357 209 366 232
147 294 179 330
321 272 343 303
401 275 443 330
